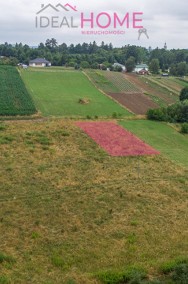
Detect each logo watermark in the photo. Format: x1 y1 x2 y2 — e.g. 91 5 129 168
138 28 149 40
35 3 148 38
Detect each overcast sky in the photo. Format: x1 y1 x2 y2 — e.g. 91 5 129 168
0 0 188 49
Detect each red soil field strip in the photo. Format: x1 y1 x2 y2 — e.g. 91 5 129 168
76 122 160 157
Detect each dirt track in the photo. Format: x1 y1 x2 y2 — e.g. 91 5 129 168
108 92 158 115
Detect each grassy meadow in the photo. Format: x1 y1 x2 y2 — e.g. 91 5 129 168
119 120 188 168
0 119 187 283
21 69 131 117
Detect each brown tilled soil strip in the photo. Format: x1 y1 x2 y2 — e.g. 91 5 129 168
108 93 158 115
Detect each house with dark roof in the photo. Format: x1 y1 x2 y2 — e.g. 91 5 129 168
29 58 51 67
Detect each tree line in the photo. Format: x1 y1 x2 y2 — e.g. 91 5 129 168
0 38 188 75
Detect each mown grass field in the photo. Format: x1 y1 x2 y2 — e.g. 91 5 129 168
120 120 188 168
21 69 131 117
0 119 188 283
0 66 36 116
86 70 120 93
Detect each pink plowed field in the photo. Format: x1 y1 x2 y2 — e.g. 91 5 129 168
76 122 160 156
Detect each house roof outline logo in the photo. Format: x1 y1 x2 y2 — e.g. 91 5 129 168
36 3 77 14
56 4 69 12
37 4 59 15
64 3 77 11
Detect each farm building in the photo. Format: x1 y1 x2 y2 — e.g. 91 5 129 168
134 64 149 73
29 58 51 67
138 69 149 75
113 63 126 72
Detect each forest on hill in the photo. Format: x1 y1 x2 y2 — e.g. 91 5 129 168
0 39 188 75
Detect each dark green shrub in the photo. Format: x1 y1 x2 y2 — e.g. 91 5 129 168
147 100 188 123
114 66 123 72
112 112 122 119
172 263 188 283
147 108 167 121
86 115 92 119
180 87 188 101
112 112 118 118
179 101 188 122
167 101 188 122
181 123 188 134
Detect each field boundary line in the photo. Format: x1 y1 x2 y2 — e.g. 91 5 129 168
83 71 134 115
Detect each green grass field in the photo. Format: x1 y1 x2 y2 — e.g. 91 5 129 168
103 71 140 93
119 120 188 168
21 69 131 117
86 70 120 93
0 119 187 283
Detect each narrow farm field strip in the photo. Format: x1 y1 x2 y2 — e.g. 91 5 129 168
174 77 188 88
119 120 188 167
148 77 180 95
0 66 36 116
86 70 120 93
76 121 160 156
107 93 158 114
156 77 183 92
103 71 141 93
21 69 131 117
126 74 178 105
144 77 178 101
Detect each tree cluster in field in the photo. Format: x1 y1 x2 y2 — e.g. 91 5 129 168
0 39 188 74
147 87 188 127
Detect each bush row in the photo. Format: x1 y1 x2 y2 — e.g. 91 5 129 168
147 100 188 123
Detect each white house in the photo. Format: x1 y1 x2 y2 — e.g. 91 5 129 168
113 62 126 72
29 58 51 67
134 64 149 73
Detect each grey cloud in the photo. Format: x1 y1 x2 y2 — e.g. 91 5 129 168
0 0 187 49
